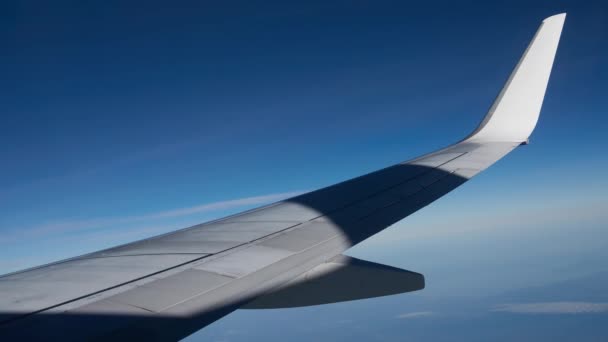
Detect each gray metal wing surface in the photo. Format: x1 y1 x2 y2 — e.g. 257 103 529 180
0 14 566 341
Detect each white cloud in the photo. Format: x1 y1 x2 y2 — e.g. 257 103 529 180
0 190 303 243
493 302 608 314
130 191 304 220
396 311 434 319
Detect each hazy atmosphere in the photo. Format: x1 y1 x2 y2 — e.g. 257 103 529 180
2 1 607 340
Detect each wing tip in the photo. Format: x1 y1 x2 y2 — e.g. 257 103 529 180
543 13 567 23
464 13 566 143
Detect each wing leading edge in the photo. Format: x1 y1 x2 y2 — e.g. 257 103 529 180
0 14 565 341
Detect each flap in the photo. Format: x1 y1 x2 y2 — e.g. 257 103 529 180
243 255 424 309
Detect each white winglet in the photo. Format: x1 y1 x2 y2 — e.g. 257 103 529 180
467 13 566 143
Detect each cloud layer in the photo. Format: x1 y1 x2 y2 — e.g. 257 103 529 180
493 302 608 314
396 311 434 319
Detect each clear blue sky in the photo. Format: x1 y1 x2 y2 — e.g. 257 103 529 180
1 1 607 340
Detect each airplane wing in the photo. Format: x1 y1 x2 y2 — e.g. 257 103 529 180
0 14 566 341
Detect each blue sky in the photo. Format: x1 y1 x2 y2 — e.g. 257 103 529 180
2 1 608 340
